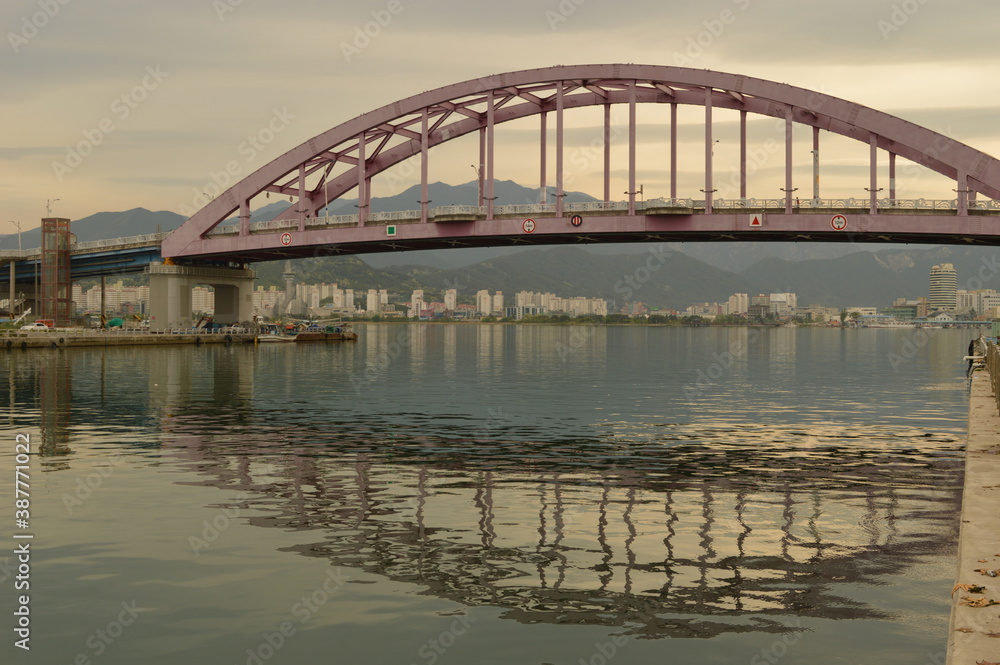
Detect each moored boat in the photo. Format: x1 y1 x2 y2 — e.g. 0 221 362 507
294 323 358 342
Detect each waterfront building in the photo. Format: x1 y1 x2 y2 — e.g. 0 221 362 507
84 282 151 315
770 293 797 315
72 283 84 314
929 263 957 311
476 290 492 315
444 289 457 311
253 286 282 317
883 298 929 320
191 286 214 315
727 293 749 315
410 289 425 317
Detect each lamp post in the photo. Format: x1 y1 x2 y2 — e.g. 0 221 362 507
9 221 21 251
470 164 482 208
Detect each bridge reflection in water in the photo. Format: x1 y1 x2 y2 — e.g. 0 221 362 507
164 418 960 640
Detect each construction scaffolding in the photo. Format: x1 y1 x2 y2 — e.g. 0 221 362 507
40 217 73 326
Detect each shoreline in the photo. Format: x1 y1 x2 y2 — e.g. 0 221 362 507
947 368 1000 663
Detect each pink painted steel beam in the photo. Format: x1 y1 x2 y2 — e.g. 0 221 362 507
869 134 878 215
812 126 820 201
670 103 677 200
705 88 713 214
628 81 636 216
785 109 794 214
740 110 747 200
604 104 611 203
539 111 547 204
357 133 367 226
421 107 429 223
556 81 564 218
486 91 495 220
477 127 485 208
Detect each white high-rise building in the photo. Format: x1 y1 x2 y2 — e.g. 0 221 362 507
476 290 492 315
727 293 749 315
366 289 379 313
492 292 504 315
444 289 457 311
410 289 424 315
929 263 957 311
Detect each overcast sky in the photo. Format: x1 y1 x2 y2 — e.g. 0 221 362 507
3 0 999 233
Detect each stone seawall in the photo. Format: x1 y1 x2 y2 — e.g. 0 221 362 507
1 332 257 349
947 370 1000 664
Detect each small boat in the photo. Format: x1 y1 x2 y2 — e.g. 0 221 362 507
257 333 295 343
294 323 358 342
256 324 296 343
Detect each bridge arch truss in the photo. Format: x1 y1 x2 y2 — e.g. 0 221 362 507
162 65 1000 261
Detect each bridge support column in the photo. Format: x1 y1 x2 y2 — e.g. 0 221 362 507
603 104 611 202
812 126 820 202
740 110 747 200
556 81 564 218
486 92 495 220
540 111 547 204
958 172 969 216
869 134 879 214
784 109 794 214
477 127 485 208
889 152 896 202
357 135 368 226
628 80 637 216
670 103 677 200
421 107 429 223
704 88 714 214
147 264 256 330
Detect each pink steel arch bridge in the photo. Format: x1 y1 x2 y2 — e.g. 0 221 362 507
161 64 1000 263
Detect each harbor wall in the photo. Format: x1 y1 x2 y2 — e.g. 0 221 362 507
947 369 1000 663
0 331 257 349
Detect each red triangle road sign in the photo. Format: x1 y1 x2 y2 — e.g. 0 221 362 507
749 214 763 227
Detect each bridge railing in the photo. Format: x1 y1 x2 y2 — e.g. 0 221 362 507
431 205 480 216
41 195 1000 249
73 232 172 251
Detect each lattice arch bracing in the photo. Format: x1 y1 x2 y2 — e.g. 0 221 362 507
162 64 1000 260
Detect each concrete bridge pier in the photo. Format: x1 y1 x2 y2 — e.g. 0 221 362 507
147 263 255 329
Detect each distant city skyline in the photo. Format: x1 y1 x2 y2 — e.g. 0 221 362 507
4 1 1000 228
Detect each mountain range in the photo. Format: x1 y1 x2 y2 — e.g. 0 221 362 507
4 180 989 309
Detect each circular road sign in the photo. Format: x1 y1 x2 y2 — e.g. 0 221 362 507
831 215 848 231
522 218 536 233
570 215 583 227
280 232 292 246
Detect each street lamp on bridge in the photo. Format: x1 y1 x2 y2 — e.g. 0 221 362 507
470 164 483 207
9 221 21 251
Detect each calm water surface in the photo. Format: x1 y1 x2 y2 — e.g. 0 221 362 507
0 325 970 664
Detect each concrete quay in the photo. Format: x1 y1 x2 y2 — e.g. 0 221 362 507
0 329 257 349
947 369 1000 664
